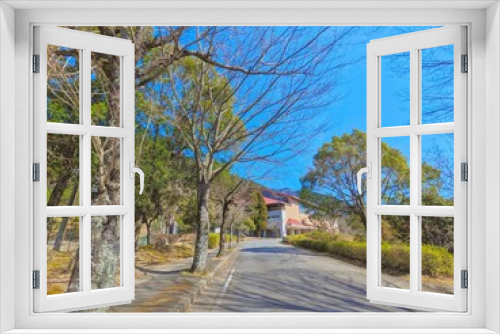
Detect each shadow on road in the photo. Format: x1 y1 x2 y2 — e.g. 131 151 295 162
218 267 413 312
135 266 186 276
241 245 320 256
197 240 416 313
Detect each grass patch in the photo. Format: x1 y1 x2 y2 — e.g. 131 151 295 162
135 244 194 267
47 247 76 295
181 270 209 277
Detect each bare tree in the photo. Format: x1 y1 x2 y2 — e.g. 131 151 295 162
226 201 250 248
51 26 358 291
212 173 250 257
152 26 357 272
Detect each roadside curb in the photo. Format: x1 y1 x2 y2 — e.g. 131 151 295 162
176 245 241 312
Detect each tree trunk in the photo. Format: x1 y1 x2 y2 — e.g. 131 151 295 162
52 219 69 252
134 223 142 251
217 200 230 257
229 224 233 248
90 216 120 290
53 181 79 251
191 182 210 273
66 249 79 293
47 170 72 206
168 215 176 234
47 171 72 235
146 222 153 245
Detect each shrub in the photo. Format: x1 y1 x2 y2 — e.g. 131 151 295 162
208 233 220 249
328 241 367 263
421 244 453 277
381 242 410 275
208 233 237 249
287 231 453 278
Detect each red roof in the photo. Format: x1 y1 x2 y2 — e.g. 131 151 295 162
263 196 284 205
286 218 301 226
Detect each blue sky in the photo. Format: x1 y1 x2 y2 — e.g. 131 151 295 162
241 26 454 191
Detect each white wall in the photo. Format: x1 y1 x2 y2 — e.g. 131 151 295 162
485 2 500 333
267 209 289 237
280 209 287 237
0 2 16 333
5 5 493 331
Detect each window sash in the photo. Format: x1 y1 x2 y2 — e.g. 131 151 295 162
33 26 136 313
366 26 467 312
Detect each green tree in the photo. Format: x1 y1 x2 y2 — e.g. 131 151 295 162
241 217 256 234
134 91 196 248
300 129 444 233
249 191 268 236
232 216 255 243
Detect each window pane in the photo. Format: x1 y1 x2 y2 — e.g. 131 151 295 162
380 215 410 290
421 45 454 124
47 134 80 206
421 216 454 294
421 134 454 206
91 137 120 205
381 137 410 205
91 216 121 290
91 52 121 127
47 217 80 295
381 52 410 127
47 45 80 124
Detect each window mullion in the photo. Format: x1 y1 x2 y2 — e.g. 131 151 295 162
78 48 85 288
82 47 91 209
409 47 420 294
82 47 92 294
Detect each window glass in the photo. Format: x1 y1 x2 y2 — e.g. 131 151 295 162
47 134 80 206
91 52 121 127
381 137 410 205
47 45 80 124
91 137 121 205
421 45 454 124
91 216 121 290
422 134 454 206
421 216 454 294
47 217 80 295
381 52 410 127
380 215 410 290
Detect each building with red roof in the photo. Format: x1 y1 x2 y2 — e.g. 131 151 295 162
262 188 320 238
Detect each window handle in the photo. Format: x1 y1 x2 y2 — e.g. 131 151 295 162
357 162 371 195
129 162 144 195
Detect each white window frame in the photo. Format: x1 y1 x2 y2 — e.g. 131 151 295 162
0 2 498 333
33 26 136 313
366 26 467 312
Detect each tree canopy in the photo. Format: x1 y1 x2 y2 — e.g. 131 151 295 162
300 129 451 240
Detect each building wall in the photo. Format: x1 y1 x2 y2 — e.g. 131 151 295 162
267 208 287 237
283 198 309 223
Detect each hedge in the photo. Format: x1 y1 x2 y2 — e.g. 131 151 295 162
208 233 238 249
287 232 453 278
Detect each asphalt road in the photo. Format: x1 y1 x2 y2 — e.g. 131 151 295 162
189 238 412 312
